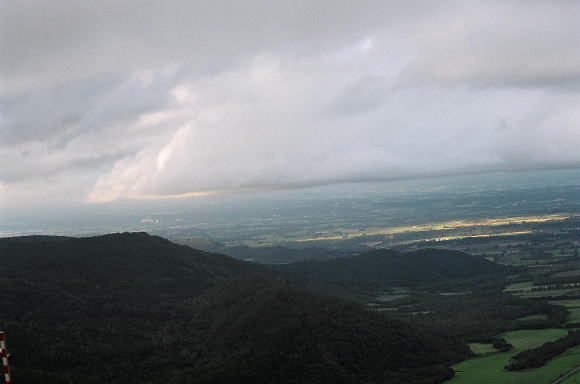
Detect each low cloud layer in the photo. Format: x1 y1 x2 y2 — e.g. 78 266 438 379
2 0 580 207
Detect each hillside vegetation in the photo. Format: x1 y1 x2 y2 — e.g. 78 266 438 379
280 248 510 291
0 233 468 383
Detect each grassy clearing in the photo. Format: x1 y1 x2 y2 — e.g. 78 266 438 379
567 308 580 323
562 370 580 384
549 300 580 309
504 329 568 351
515 288 578 298
367 289 409 307
375 294 408 302
552 270 580 278
448 347 580 384
505 281 534 291
447 329 574 384
516 314 548 322
468 343 497 355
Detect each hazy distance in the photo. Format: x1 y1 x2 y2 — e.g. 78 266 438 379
3 169 580 243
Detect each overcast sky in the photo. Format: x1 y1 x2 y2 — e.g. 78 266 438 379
1 0 580 209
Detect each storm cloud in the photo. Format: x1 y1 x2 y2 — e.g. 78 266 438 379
1 0 580 207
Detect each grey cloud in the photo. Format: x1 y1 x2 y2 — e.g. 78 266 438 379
0 0 391 92
0 72 175 147
2 0 579 93
0 70 183 190
398 1 580 89
330 76 392 117
1 0 580 207
0 149 130 184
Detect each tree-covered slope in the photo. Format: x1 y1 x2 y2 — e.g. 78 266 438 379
280 248 510 290
190 279 466 384
0 233 468 383
0 233 263 382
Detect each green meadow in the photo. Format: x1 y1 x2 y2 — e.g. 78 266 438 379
562 370 580 384
375 293 408 302
447 329 580 384
567 308 580 323
549 300 580 309
468 343 497 355
515 288 578 298
506 329 568 350
505 281 534 291
516 314 549 322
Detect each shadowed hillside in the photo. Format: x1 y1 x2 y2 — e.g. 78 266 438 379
280 248 510 291
0 233 468 383
190 279 466 384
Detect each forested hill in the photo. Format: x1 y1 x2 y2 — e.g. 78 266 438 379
279 248 510 289
0 233 468 383
0 232 261 293
192 279 466 384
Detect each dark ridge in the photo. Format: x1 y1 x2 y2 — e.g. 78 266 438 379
0 234 73 243
281 247 508 285
173 235 348 263
0 232 260 293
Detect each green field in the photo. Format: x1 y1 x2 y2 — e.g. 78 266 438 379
468 343 497 355
515 288 577 298
505 281 534 291
562 370 580 384
505 329 568 350
549 300 580 309
552 269 580 278
516 314 548 322
568 308 580 323
367 289 409 307
447 329 576 384
375 294 408 302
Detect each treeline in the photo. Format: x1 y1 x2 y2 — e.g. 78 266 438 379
279 248 511 293
491 338 512 352
506 331 580 371
514 305 568 330
390 292 562 343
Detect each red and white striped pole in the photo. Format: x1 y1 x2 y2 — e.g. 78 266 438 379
0 332 12 384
